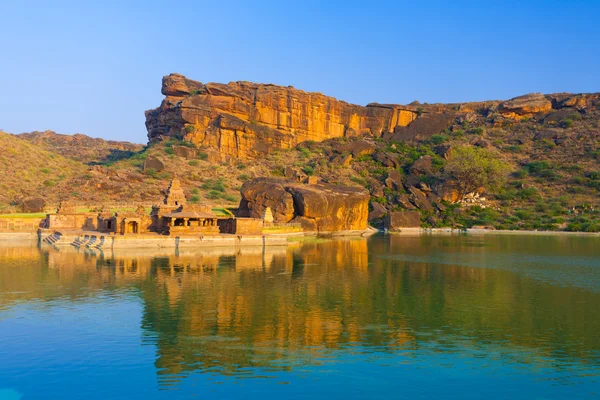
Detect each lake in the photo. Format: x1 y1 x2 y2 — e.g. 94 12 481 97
0 234 599 399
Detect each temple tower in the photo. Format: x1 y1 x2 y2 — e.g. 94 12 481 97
164 178 186 208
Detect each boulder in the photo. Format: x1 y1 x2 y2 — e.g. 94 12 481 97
372 151 400 168
385 211 422 230
434 144 453 159
21 197 46 213
409 187 434 211
498 93 552 118
239 179 295 223
470 137 491 148
238 178 369 231
385 169 402 190
345 140 375 157
143 155 165 172
368 202 387 221
395 193 416 210
172 145 197 159
387 113 455 141
543 108 578 124
410 155 433 176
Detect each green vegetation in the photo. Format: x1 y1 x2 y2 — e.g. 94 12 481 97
443 146 511 198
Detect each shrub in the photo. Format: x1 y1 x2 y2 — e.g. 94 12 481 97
302 166 315 176
443 146 510 198
506 145 522 153
561 118 573 128
238 174 250 181
184 125 196 133
468 127 485 136
297 147 312 158
206 190 220 200
201 178 226 192
430 134 446 145
189 195 201 203
222 194 238 203
198 152 208 161
145 168 158 178
188 160 199 166
518 187 539 200
271 167 285 176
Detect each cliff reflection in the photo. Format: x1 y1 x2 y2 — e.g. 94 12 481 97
0 235 599 385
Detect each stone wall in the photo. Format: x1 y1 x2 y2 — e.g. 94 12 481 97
0 217 45 232
46 213 98 231
218 218 264 235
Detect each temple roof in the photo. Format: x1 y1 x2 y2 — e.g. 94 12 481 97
163 211 217 219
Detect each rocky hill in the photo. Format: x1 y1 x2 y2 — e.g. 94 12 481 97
0 131 86 210
18 130 144 164
145 73 599 161
2 74 599 231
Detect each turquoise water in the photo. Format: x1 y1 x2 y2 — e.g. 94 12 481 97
0 234 599 399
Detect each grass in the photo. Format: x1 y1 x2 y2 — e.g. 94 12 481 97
0 213 47 218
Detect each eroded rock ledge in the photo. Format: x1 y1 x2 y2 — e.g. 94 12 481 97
145 73 599 160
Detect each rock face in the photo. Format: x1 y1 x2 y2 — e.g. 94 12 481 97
145 73 420 160
497 93 553 119
238 178 369 232
146 73 600 161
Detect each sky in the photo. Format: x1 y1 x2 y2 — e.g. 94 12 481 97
1 0 599 144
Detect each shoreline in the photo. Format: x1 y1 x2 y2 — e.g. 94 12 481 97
0 227 597 248
389 228 600 237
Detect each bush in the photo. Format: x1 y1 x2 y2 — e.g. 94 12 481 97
238 174 249 181
201 178 226 192
206 190 220 200
518 187 539 200
198 152 208 161
222 194 238 203
561 118 573 128
188 160 199 166
443 146 510 198
468 127 485 136
189 195 201 203
271 167 285 176
145 168 158 178
302 166 315 176
430 134 446 145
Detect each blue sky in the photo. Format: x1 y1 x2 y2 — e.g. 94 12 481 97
1 0 599 143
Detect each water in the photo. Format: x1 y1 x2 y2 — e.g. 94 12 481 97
0 234 599 399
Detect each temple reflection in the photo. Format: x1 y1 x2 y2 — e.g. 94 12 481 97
0 235 598 386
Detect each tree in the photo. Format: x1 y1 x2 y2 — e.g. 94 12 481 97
443 146 510 199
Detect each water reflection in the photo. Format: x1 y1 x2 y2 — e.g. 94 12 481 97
0 234 599 392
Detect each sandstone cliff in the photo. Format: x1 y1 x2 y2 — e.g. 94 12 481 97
146 73 599 160
145 73 422 160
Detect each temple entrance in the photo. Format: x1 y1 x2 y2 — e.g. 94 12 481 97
128 221 139 234
107 220 112 230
